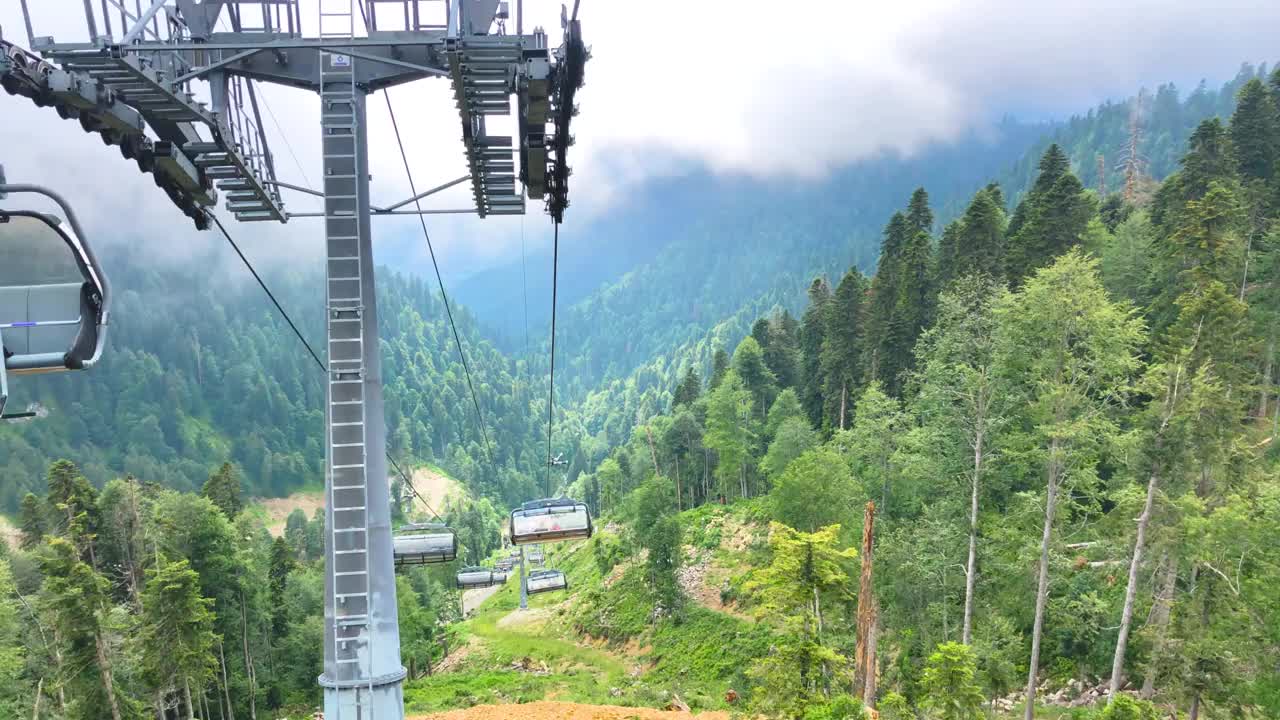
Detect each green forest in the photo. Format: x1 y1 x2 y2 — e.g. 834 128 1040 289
2 65 1280 720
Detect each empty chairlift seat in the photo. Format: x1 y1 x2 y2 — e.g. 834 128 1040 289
509 498 592 545
526 569 568 595
455 566 498 589
0 211 107 373
392 523 458 566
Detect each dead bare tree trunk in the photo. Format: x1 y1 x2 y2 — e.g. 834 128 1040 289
95 631 124 720
183 678 194 720
864 604 879 707
219 641 235 720
31 677 42 720
1109 461 1162 700
675 455 682 512
1260 333 1275 419
853 502 877 698
1141 554 1177 700
1024 446 1062 720
839 381 848 431
962 425 984 645
240 592 257 720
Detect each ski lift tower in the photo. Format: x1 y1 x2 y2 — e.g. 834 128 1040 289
7 2 587 718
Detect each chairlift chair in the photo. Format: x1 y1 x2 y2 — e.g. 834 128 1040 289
526 568 568 595
455 566 498 589
392 523 458 566
0 170 109 419
509 497 592 546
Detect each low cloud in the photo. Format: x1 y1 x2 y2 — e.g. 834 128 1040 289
3 1 1278 277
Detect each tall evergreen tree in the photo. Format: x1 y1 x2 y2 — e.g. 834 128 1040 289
708 348 731 391
865 212 912 390
137 558 218 720
887 230 936 395
763 310 801 390
1005 145 1095 283
267 537 294 641
800 277 833 426
821 268 868 429
18 492 45 551
1229 78 1280 183
202 462 243 519
906 187 934 237
671 367 702 410
954 188 1006 282
732 336 777 420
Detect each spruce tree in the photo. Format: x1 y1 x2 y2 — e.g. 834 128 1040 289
201 462 243 519
763 310 801 390
671 367 702 410
820 268 868 429
800 276 833 426
1229 78 1280 183
954 188 1006 281
137 558 217 720
906 187 934 237
865 212 911 390
708 348 731 391
732 336 777 419
1005 145 1095 283
18 492 45 551
935 220 964 289
268 536 294 641
886 230 935 396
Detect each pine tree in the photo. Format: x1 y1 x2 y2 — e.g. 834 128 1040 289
821 268 868 429
40 537 125 720
906 187 934 237
800 277 833 426
1229 78 1280 183
671 367 702 410
954 188 1006 282
18 492 45 550
202 462 243 519
708 348 731 391
1005 145 1095 283
865 212 911 390
732 336 777 419
935 220 964 288
763 310 801 390
886 230 935 395
138 558 218 720
267 537 294 641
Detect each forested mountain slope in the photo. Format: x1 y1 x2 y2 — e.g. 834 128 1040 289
565 65 1271 450
0 254 548 512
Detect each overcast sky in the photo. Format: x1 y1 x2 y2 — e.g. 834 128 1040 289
2 1 1279 279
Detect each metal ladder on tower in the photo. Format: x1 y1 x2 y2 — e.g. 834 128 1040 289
320 0 374 717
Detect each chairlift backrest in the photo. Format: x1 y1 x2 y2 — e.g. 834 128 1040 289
392 523 458 566
0 186 108 376
509 498 592 545
526 568 568 594
455 566 497 589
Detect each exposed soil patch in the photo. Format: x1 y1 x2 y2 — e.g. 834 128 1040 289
0 516 20 550
408 700 730 720
463 584 503 617
257 491 325 537
406 467 461 518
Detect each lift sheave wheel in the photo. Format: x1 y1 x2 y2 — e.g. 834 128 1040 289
0 182 109 419
509 497 593 545
392 523 458 566
526 568 568 595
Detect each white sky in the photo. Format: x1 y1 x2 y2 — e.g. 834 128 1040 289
2 1 1279 278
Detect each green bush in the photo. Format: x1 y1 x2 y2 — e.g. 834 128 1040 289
877 691 913 720
1094 695 1159 720
803 694 867 720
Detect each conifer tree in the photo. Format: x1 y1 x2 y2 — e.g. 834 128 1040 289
954 188 1006 282
732 336 777 418
800 277 833 425
138 558 217 720
46 460 101 568
763 310 801 390
821 268 868 429
886 230 935 394
865 212 911 390
267 537 294 641
1005 145 1095 283
1229 78 1280 183
671 367 702 410
708 347 731 391
906 187 934 237
935 220 964 288
18 492 45 551
202 462 244 519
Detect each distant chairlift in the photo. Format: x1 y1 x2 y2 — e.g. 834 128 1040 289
509 498 593 545
526 568 568 595
455 566 501 590
392 523 458 566
0 171 109 419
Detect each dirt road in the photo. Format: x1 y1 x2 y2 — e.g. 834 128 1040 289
409 701 729 720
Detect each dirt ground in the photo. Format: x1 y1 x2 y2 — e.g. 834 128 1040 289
256 466 459 537
408 701 730 720
0 516 20 550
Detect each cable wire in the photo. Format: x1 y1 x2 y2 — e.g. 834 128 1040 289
213 212 444 523
381 90 495 466
545 221 561 495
